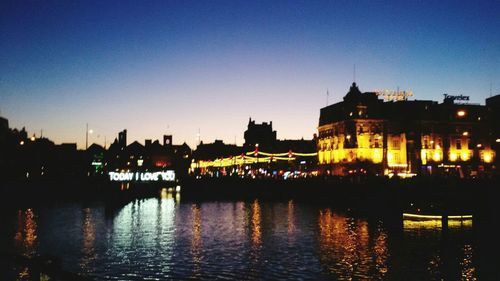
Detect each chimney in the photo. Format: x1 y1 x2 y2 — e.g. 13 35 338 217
163 135 173 147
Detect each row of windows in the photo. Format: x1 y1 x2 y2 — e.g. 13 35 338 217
319 124 383 138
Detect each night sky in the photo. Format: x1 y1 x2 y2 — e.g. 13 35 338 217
1 0 498 149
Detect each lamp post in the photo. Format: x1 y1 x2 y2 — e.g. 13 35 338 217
85 123 93 150
86 123 89 150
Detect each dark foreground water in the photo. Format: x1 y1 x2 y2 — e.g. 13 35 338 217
0 190 497 280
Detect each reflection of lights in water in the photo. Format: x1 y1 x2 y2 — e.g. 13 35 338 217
81 208 96 273
120 182 129 190
461 244 476 280
318 209 388 280
251 199 261 248
374 224 388 274
427 254 441 277
14 211 23 243
14 209 38 257
287 200 295 238
161 187 180 202
160 188 169 199
191 204 202 277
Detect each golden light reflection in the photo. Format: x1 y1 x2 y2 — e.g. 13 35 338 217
460 244 476 280
191 204 202 277
287 200 295 239
374 225 388 274
16 267 30 281
318 209 388 279
160 187 169 199
14 209 38 257
251 199 261 248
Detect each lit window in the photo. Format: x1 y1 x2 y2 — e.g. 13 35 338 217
433 152 441 162
457 110 466 117
483 152 492 163
449 153 458 162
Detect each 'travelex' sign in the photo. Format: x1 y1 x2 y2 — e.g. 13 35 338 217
108 171 175 182
443 94 469 101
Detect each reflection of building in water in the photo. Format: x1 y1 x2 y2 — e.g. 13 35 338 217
318 83 498 176
318 209 388 280
190 204 202 278
80 208 96 273
14 209 38 257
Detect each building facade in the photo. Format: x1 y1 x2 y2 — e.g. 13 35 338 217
318 83 497 177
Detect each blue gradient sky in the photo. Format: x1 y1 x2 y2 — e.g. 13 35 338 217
1 0 498 149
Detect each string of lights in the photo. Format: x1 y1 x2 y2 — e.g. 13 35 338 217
194 150 317 168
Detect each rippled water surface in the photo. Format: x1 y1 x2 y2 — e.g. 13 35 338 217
0 192 491 280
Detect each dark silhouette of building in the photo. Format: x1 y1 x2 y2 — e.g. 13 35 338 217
118 129 127 149
244 118 277 150
104 132 192 178
194 140 243 161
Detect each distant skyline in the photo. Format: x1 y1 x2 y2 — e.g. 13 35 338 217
1 0 499 149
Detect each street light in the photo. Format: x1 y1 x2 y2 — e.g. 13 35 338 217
86 123 93 150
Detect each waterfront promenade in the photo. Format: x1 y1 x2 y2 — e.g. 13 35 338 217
1 176 498 218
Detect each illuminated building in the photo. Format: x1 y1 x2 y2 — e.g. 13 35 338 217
190 120 317 177
318 83 498 177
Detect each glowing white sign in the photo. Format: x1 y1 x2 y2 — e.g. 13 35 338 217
108 171 175 182
375 89 414 101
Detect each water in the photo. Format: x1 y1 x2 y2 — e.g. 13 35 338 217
0 191 493 280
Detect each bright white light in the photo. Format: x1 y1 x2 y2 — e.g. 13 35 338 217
108 170 175 182
89 129 94 134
